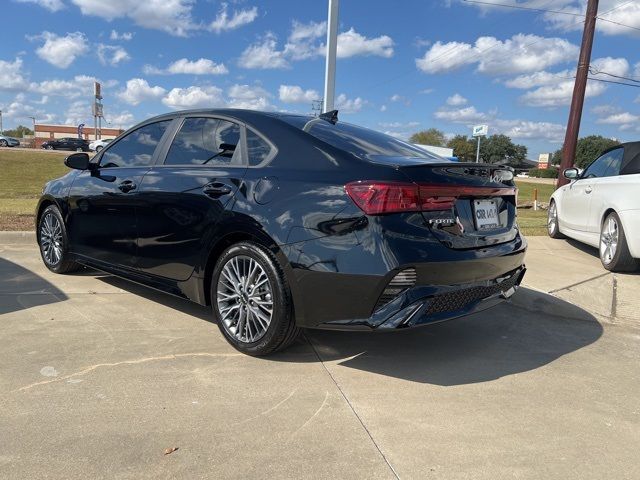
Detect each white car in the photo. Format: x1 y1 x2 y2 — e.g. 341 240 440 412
88 138 112 152
548 142 640 272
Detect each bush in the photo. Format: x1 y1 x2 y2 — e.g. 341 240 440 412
528 167 558 178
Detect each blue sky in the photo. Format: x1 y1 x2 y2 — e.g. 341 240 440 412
1 0 639 158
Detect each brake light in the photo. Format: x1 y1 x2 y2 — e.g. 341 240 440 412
345 181 516 215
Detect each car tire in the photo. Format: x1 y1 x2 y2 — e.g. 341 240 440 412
96 146 103 152
211 241 300 355
600 211 638 272
37 205 81 274
0 140 7 147
46 145 54 150
76 147 83 152
547 200 565 239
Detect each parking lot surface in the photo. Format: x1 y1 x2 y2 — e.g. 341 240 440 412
1 237 639 479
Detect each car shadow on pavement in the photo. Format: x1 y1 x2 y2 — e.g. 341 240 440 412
97 275 213 322
92 273 603 386
280 288 604 386
0 257 68 316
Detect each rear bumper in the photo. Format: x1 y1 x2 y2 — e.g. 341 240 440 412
317 266 525 330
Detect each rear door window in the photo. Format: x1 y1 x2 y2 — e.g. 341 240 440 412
165 117 242 166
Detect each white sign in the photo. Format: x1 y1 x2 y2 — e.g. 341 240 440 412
472 124 489 137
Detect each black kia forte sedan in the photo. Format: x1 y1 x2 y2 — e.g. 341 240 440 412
36 109 526 355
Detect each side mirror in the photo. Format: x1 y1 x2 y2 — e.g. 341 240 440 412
64 152 91 170
563 167 579 180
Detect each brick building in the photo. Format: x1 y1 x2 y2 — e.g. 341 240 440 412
34 124 125 149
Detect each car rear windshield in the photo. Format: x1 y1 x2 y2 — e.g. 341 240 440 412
280 115 445 161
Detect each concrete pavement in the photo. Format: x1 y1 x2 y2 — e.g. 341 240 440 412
1 235 639 479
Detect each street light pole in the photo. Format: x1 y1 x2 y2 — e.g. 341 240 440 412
323 0 339 113
29 116 36 148
476 136 481 163
557 0 599 188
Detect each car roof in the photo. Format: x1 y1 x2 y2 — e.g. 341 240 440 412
142 108 315 125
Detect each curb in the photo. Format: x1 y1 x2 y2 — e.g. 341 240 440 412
0 231 36 245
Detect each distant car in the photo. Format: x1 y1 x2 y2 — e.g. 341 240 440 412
516 172 529 178
41 137 90 152
0 135 20 147
548 142 640 272
88 138 113 152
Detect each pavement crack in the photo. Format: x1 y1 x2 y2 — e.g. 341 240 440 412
548 271 611 294
304 333 400 480
12 352 242 393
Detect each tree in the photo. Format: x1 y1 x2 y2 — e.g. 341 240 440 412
2 125 34 138
446 135 476 161
478 134 527 165
551 149 562 166
574 135 620 169
409 128 445 146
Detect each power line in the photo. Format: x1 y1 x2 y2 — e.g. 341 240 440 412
595 16 640 32
588 67 640 83
462 0 585 17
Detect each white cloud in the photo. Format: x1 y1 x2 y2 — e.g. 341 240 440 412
33 31 89 68
144 58 228 75
446 93 467 106
110 30 134 41
434 106 491 124
0 93 56 124
117 78 166 105
238 33 289 69
162 86 225 109
335 93 365 113
30 75 118 98
97 44 130 66
278 85 320 104
591 104 619 116
380 105 387 112
542 1 640 37
209 4 258 33
70 0 196 36
379 121 420 128
105 111 135 129
239 21 394 69
336 28 394 58
496 119 566 143
227 84 272 110
0 58 28 91
416 34 578 75
516 57 629 107
64 100 92 126
15 0 65 11
597 112 640 124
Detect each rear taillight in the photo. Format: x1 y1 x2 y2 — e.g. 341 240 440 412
345 181 516 215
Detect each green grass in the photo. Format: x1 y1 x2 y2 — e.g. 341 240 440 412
515 180 556 236
0 152 558 235
0 149 68 229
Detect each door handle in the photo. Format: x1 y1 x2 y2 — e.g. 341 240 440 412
585 186 592 194
203 183 232 198
118 180 137 193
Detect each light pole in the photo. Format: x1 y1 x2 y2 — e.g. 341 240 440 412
29 116 36 148
323 0 339 113
0 110 3 134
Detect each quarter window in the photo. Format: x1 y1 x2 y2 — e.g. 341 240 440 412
246 129 272 166
165 118 242 166
100 121 170 168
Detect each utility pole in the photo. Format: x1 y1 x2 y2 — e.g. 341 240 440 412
323 0 339 113
0 110 3 134
557 0 599 188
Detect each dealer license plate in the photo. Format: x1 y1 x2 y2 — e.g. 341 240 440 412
473 199 500 230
